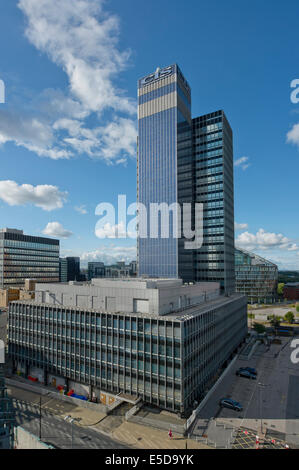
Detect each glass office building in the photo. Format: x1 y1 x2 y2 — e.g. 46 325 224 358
192 112 235 293
235 248 278 303
137 65 235 293
138 64 192 278
0 228 59 288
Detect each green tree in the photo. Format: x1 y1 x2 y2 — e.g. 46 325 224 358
253 322 266 334
284 311 294 324
277 283 285 296
269 314 281 328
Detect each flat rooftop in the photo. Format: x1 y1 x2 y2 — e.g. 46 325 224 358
11 293 245 322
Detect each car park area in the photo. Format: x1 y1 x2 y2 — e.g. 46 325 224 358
192 336 299 448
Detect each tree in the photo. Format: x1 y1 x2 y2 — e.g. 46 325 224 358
284 311 294 324
253 322 266 334
277 283 285 296
269 315 281 328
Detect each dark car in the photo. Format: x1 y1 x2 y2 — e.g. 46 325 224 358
239 367 257 375
236 368 256 380
219 398 243 412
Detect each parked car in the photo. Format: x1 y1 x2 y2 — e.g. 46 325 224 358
236 368 256 380
239 367 257 375
219 398 243 412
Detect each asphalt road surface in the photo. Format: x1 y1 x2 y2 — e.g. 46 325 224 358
9 386 129 449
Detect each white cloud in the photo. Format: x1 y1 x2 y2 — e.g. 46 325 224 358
235 222 248 230
236 228 298 251
75 205 87 215
234 156 250 170
42 222 73 238
6 0 137 164
287 123 299 148
0 180 67 211
18 0 135 115
95 221 136 239
81 244 136 265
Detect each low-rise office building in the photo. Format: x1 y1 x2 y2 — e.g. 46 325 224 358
283 283 299 301
0 228 59 289
8 278 247 416
235 248 278 304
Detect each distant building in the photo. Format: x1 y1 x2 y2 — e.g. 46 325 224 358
0 280 36 308
8 278 247 416
235 248 278 304
283 283 299 301
0 228 59 289
87 261 137 281
87 262 105 281
59 257 82 282
59 258 68 282
66 257 80 281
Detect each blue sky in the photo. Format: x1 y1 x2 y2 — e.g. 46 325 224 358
0 0 299 268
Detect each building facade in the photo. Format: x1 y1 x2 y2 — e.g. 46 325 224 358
8 279 247 416
59 258 68 283
235 248 278 304
283 283 299 301
0 228 59 289
0 342 15 449
138 64 192 279
192 112 235 293
137 65 235 293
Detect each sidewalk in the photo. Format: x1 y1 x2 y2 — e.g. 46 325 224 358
66 407 107 426
110 421 211 449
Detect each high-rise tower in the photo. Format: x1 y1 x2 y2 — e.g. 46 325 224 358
137 65 235 294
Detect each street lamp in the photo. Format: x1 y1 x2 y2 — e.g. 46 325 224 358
64 415 79 449
257 383 270 436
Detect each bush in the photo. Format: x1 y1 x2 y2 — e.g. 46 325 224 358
284 311 295 324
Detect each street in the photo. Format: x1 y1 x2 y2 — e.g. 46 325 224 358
191 337 299 448
9 385 129 449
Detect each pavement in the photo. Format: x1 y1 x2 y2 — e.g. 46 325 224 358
8 382 211 449
191 336 299 448
10 388 128 449
110 421 210 449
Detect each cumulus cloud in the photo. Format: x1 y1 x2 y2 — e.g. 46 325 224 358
42 222 73 238
234 156 250 170
287 123 299 148
235 222 248 230
236 228 298 251
81 244 136 265
0 180 67 211
0 0 137 164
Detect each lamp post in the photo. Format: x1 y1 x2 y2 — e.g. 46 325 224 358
257 383 270 436
64 415 79 449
